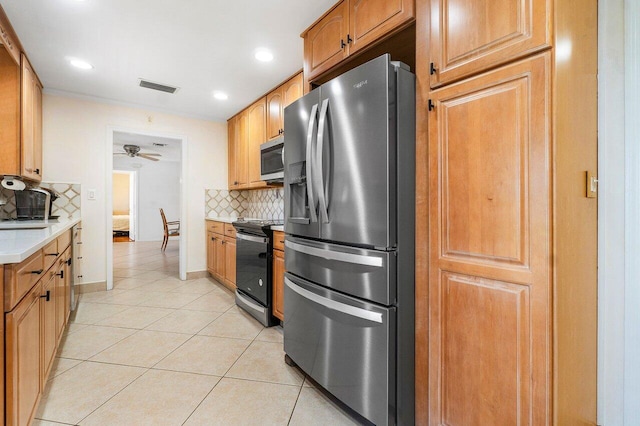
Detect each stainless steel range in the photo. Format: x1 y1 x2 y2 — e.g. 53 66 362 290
232 219 283 327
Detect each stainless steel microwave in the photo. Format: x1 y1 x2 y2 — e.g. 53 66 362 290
260 137 284 182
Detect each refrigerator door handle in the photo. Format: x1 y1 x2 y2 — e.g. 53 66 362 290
285 240 384 267
316 98 330 223
285 277 383 323
305 103 319 223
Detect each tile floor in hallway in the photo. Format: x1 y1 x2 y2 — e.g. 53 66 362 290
34 240 362 425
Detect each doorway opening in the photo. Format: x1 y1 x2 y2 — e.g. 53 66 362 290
112 170 136 242
106 129 187 290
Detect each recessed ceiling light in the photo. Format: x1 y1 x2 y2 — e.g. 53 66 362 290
254 48 274 62
213 91 228 100
68 58 93 70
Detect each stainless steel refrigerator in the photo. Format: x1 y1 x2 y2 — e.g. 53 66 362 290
283 54 415 426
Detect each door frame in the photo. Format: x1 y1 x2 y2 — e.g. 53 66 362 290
106 126 188 289
598 0 640 422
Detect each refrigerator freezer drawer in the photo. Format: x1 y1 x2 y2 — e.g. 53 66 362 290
285 236 396 305
284 274 396 426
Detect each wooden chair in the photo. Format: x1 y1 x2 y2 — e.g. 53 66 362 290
160 208 180 251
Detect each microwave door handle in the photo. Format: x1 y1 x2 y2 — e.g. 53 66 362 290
316 99 330 223
305 103 319 224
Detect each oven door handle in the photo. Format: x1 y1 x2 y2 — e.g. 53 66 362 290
236 233 268 244
285 277 383 324
285 240 384 267
236 291 266 314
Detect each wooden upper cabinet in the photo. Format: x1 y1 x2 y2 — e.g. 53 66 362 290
303 1 349 81
247 97 266 185
267 72 304 141
237 110 249 187
228 115 238 189
349 0 415 54
20 54 42 182
428 0 551 87
282 73 303 109
266 89 283 141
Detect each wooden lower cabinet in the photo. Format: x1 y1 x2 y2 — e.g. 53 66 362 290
272 249 285 321
3 230 73 426
206 221 237 291
5 282 42 426
41 272 56 384
224 237 236 290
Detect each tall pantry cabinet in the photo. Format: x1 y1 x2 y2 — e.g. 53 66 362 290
414 0 598 425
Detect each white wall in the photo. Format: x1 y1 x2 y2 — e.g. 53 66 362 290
42 94 228 285
113 157 180 241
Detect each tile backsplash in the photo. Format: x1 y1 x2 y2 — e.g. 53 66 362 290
206 187 284 220
0 182 81 220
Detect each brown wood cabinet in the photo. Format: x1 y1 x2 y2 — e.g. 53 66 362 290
415 0 597 424
247 98 266 186
20 54 42 182
428 0 550 88
303 0 414 82
272 249 285 321
267 73 304 141
206 221 237 291
0 6 42 183
41 271 56 386
228 112 250 189
5 281 42 426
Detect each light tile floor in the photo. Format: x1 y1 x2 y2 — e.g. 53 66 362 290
34 240 363 425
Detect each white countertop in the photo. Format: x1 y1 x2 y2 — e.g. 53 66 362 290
271 225 284 231
0 217 81 264
205 216 238 224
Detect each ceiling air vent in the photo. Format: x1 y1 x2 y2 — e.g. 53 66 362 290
138 79 179 94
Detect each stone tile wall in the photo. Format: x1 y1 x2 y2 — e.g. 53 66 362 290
0 182 81 220
205 187 284 220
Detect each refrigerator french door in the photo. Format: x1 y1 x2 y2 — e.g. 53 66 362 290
283 54 416 426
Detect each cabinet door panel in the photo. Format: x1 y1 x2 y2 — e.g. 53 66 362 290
247 98 266 185
228 116 238 188
5 283 42 426
214 237 225 281
429 0 550 86
42 272 57 382
20 55 34 179
426 54 551 425
282 73 303 109
224 237 236 290
349 0 414 54
237 111 249 187
266 89 283 141
272 249 284 321
304 1 349 81
206 231 215 275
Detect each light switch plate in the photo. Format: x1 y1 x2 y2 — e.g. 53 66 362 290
87 189 97 200
586 171 598 198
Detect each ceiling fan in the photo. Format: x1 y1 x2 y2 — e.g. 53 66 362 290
114 144 161 161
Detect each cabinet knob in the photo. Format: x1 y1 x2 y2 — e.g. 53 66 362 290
340 39 346 49
30 269 43 275
40 290 50 302
56 271 64 279
347 34 352 44
45 252 60 257
35 169 40 175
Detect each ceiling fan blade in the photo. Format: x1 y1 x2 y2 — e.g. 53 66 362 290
113 153 128 156
138 154 160 161
140 153 162 156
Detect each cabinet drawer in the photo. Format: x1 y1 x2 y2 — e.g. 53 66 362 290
224 223 236 239
4 250 44 312
42 239 59 273
207 220 224 235
273 231 285 252
57 229 71 250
